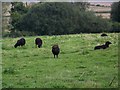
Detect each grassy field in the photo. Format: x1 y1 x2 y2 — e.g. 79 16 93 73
2 33 118 88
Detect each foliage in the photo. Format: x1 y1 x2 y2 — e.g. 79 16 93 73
71 2 90 11
110 22 120 32
10 2 29 32
111 1 120 22
2 2 11 35
74 11 111 33
2 33 118 88
2 2 11 15
12 2 112 36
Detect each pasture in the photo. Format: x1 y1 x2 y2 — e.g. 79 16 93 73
2 33 118 88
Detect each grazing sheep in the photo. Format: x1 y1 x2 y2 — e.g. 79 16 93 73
35 38 42 48
52 45 60 58
14 38 26 48
94 41 112 50
101 33 108 37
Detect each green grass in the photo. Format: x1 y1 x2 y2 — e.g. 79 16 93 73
2 33 118 88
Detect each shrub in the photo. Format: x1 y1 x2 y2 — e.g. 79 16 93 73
11 2 112 36
110 22 120 32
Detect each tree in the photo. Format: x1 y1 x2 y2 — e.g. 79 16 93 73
2 2 11 34
111 1 120 22
10 2 29 32
2 2 11 15
71 2 90 11
11 2 111 36
18 2 81 35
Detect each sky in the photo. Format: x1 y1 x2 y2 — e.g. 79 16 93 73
1 0 119 2
87 0 119 2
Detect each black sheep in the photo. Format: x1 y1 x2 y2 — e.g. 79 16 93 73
52 45 60 58
94 41 112 50
14 38 26 48
101 33 108 37
35 38 42 48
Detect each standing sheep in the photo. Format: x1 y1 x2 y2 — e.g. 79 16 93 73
35 38 42 48
14 38 26 48
52 44 60 58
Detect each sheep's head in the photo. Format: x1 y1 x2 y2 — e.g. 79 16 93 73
52 44 59 49
14 43 17 48
105 41 112 45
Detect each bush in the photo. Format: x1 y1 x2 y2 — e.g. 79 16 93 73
110 22 120 32
9 2 112 36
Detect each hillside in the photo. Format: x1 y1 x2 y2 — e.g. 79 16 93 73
88 2 112 19
2 33 118 88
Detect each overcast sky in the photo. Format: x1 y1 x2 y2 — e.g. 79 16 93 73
1 0 120 2
87 0 119 2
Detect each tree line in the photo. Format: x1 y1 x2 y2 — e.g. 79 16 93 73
4 2 120 37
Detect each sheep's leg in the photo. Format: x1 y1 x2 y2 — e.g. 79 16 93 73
54 55 55 58
21 45 25 47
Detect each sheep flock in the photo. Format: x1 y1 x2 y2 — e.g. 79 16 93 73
14 33 112 58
